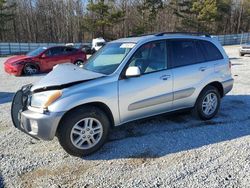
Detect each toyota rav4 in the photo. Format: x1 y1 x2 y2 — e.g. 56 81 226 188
11 32 234 156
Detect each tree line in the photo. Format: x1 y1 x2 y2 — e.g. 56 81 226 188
1 0 250 43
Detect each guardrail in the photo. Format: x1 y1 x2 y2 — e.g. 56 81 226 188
0 32 250 55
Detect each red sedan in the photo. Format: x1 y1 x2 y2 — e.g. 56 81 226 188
4 46 87 76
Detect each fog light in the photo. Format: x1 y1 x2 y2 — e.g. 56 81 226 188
30 120 38 134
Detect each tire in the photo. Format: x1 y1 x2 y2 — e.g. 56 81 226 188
193 86 220 120
74 60 84 67
57 106 110 157
23 63 39 75
239 53 244 57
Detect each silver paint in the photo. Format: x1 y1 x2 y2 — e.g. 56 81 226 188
18 34 234 141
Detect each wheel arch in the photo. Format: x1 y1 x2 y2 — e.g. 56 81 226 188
22 62 40 74
206 81 224 98
74 59 84 63
194 81 224 107
56 102 115 135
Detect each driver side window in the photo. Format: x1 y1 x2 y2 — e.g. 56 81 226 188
128 41 167 74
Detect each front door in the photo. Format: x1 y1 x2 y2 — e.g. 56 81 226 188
41 47 70 71
118 40 173 123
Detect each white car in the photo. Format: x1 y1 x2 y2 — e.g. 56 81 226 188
239 42 250 56
92 38 106 52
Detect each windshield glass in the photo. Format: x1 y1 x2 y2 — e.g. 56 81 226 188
27 47 47 57
96 42 106 47
84 42 135 75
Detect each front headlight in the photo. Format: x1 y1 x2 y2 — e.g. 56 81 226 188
31 90 62 109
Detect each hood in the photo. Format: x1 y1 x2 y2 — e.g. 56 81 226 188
31 63 105 92
5 55 30 65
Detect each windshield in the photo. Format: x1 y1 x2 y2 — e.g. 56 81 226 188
27 47 47 57
84 42 135 75
96 42 106 47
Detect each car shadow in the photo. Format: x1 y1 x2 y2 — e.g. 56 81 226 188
229 57 241 60
18 72 47 77
84 95 250 160
0 172 4 188
0 92 15 104
232 63 243 66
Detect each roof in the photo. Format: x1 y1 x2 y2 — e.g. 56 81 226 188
111 32 213 44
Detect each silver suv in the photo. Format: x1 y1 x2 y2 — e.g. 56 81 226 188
12 32 234 156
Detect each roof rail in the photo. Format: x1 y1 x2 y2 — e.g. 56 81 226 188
155 32 211 37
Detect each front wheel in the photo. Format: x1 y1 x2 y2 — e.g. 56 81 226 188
23 63 39 75
194 86 220 120
57 106 110 157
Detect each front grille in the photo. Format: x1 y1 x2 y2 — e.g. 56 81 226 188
21 84 33 110
11 84 33 128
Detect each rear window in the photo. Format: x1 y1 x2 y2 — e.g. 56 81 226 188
199 41 223 61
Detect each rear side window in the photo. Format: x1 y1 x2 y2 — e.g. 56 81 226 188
199 41 223 61
170 40 199 67
45 47 64 56
63 47 78 54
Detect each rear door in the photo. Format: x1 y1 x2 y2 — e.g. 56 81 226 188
169 39 215 109
63 47 83 63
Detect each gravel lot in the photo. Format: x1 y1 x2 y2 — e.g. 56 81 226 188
0 46 250 188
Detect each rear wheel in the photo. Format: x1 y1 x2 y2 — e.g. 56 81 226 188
74 60 84 68
239 53 244 56
194 86 220 120
23 63 39 75
57 106 110 157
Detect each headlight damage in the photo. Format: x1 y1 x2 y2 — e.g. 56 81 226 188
31 90 62 108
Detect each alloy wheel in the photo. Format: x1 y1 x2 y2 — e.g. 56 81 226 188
70 118 103 150
202 93 218 116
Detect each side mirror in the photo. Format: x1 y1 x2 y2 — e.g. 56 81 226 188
41 53 46 58
125 66 141 78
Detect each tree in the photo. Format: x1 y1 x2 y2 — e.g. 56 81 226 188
83 0 124 39
133 0 163 35
171 0 218 33
0 0 15 40
191 0 218 32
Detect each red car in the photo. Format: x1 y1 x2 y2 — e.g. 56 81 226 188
4 46 87 76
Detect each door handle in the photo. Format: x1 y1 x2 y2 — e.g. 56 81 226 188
199 67 207 71
160 75 171 80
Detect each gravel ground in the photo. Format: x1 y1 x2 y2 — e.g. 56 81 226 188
0 46 250 188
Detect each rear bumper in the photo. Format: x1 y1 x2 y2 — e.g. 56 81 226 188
222 78 234 95
16 109 64 140
240 49 250 54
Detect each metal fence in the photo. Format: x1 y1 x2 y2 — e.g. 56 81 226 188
217 32 250 46
0 42 90 56
1 32 250 55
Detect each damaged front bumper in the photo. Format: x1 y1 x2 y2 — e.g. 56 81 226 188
11 84 64 140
